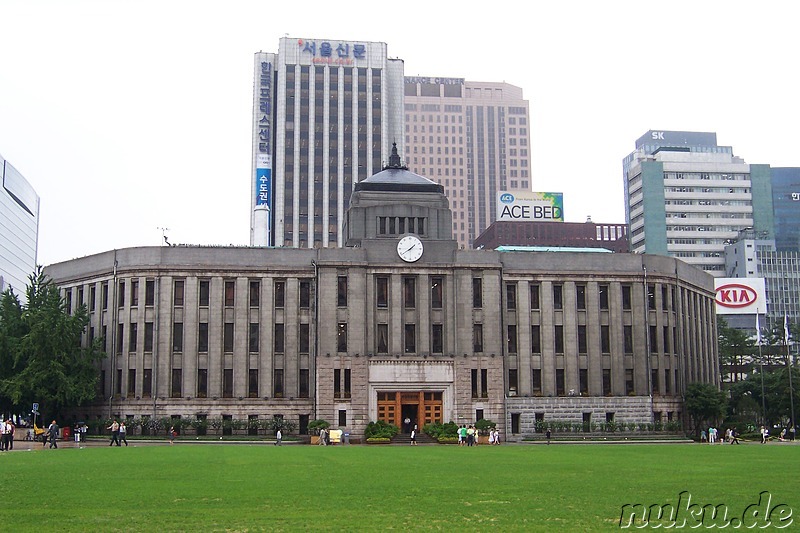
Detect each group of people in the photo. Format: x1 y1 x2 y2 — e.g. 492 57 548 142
457 424 499 446
699 426 739 444
106 420 129 446
0 418 15 451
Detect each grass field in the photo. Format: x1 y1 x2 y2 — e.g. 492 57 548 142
2 442 797 531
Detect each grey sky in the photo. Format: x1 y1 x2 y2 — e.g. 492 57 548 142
2 0 797 266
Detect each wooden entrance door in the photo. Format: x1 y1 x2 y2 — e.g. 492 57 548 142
377 391 443 428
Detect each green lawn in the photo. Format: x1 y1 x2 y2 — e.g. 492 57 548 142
3 443 797 531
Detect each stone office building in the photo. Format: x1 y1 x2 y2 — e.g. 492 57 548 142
45 150 718 439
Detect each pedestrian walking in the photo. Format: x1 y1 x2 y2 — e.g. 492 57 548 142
410 426 417 445
275 429 282 446
47 420 59 449
169 426 176 445
119 421 128 446
545 427 552 445
108 420 121 446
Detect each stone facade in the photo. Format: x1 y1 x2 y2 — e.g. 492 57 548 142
44 153 719 440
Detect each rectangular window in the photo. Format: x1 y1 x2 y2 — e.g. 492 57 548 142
249 280 260 307
661 286 668 311
223 323 234 353
248 369 259 398
338 409 347 428
377 324 389 353
664 369 671 394
89 286 96 312
556 369 566 396
531 325 541 353
299 369 309 398
337 276 347 307
115 369 122 395
579 369 588 395
554 325 564 353
403 277 416 308
578 325 587 354
131 280 139 307
274 281 285 308
532 369 542 395
599 284 609 310
663 325 670 354
481 369 488 398
430 277 443 309
471 369 478 398
622 284 632 310
273 369 284 398
143 368 152 397
508 368 518 393
344 368 351 398
224 280 235 307
199 280 210 307
128 369 136 397
102 282 108 310
337 323 348 352
649 325 658 353
249 323 259 353
174 280 184 306
197 369 207 398
144 322 154 352
198 322 208 352
651 369 660 395
506 283 517 310
625 369 634 395
299 323 310 353
530 283 540 310
602 369 612 396
553 284 563 310
145 280 155 306
601 325 610 353
274 324 285 353
473 324 483 353
299 281 311 308
171 369 182 398
117 324 124 353
376 277 389 308
576 285 586 310
472 278 482 308
404 323 416 353
648 284 656 310
129 323 138 352
118 281 125 307
223 369 234 398
624 325 633 353
431 324 443 353
334 368 341 399
507 325 517 354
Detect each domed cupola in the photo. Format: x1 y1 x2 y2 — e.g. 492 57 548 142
345 143 453 247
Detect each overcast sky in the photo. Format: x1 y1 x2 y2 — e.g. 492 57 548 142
2 0 798 266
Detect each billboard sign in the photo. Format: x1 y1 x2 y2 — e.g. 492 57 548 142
714 278 766 315
497 192 563 222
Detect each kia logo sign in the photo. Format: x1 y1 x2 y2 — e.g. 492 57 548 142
715 284 758 308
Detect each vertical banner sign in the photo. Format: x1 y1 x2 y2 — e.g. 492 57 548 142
256 154 272 207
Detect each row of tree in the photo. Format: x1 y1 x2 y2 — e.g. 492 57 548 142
0 267 104 422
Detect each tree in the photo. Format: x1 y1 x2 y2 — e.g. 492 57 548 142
0 267 105 420
684 382 727 436
718 317 756 382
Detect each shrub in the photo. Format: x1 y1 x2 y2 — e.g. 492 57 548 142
475 418 496 435
437 436 459 444
364 420 399 439
366 437 391 444
308 419 330 435
423 421 458 438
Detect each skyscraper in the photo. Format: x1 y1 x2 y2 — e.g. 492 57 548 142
250 37 404 248
623 130 773 276
0 152 39 296
404 78 531 249
770 167 800 251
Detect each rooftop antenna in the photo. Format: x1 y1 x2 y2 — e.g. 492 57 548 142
158 227 171 246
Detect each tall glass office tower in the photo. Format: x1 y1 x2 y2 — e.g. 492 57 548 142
0 153 39 296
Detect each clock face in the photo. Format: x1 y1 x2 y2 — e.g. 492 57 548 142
397 235 424 262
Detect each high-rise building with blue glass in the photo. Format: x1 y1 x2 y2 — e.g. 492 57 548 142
0 152 39 296
770 167 800 251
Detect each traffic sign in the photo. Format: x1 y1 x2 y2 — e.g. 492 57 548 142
32 402 39 412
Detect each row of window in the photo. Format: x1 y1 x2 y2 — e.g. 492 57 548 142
509 367 678 396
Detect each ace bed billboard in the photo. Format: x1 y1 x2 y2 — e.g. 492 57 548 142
497 192 564 222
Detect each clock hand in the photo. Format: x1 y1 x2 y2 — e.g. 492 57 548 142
404 244 417 253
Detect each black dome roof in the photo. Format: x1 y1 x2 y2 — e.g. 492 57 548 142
354 143 444 194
